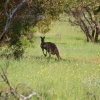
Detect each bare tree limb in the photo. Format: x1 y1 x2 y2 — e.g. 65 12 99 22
0 0 27 41
0 65 42 100
5 0 9 17
0 66 19 99
19 92 42 100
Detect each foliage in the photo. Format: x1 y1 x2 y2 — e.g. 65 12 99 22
65 0 100 42
0 0 65 59
0 0 65 40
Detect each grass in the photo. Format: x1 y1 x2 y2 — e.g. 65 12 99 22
0 19 100 100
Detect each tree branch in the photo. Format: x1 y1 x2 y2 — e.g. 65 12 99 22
19 92 42 100
0 0 27 41
0 65 42 100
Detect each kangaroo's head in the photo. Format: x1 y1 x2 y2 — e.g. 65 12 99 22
40 36 45 43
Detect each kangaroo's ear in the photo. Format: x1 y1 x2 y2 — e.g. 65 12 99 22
40 36 42 38
43 36 45 38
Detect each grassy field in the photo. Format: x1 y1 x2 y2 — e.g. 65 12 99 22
0 20 100 100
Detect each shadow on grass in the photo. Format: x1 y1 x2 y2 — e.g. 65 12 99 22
98 39 100 43
25 55 67 63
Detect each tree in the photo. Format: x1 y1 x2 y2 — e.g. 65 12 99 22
0 0 65 42
0 0 65 58
65 0 100 42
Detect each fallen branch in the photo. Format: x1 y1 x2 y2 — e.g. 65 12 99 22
19 92 42 100
0 64 42 100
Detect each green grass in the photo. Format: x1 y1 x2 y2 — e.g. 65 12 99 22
0 20 100 100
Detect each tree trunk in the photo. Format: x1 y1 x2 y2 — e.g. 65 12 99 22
94 27 99 42
87 33 94 42
94 33 98 42
95 26 100 42
92 29 95 38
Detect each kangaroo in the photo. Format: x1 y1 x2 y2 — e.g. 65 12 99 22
40 36 61 60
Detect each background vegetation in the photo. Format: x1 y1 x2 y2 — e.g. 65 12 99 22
0 19 100 100
0 0 100 99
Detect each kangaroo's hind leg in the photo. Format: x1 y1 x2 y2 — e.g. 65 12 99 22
48 51 51 59
55 51 61 61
